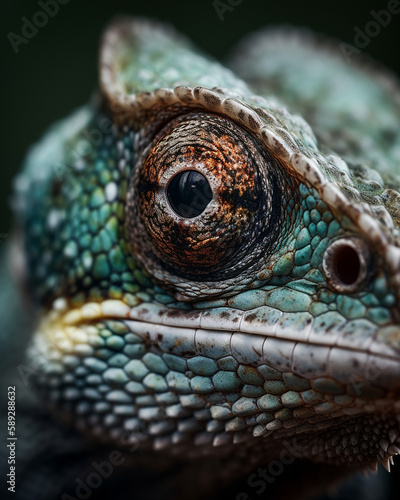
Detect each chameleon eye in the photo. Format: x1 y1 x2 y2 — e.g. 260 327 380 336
166 170 213 218
128 112 285 283
323 237 371 293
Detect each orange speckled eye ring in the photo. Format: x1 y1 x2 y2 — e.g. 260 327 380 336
139 113 263 273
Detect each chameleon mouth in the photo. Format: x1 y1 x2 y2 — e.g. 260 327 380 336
35 298 400 399
29 298 400 470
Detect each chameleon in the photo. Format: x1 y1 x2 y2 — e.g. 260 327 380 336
1 16 400 500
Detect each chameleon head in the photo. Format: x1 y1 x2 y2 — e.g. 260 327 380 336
15 18 400 475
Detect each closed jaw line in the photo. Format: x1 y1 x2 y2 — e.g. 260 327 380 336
33 298 400 395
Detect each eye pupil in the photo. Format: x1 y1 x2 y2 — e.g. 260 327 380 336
333 245 361 285
167 170 213 218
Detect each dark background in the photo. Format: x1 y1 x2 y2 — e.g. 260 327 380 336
1 0 400 233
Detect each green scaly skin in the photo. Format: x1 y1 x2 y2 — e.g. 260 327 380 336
3 17 400 499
